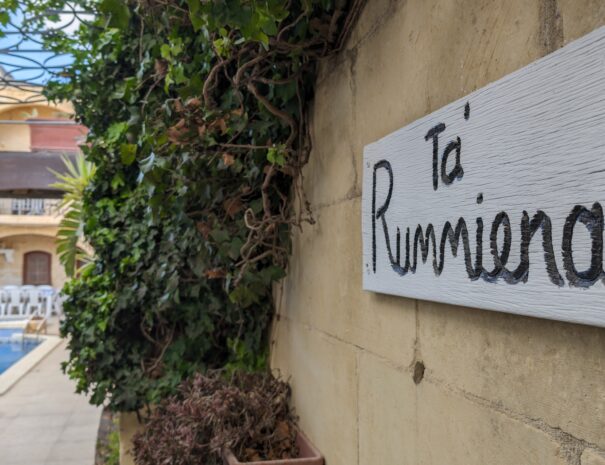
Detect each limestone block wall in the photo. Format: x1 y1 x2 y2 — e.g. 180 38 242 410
270 1 605 465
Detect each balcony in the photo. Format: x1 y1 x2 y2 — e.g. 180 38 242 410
0 198 62 228
0 198 61 216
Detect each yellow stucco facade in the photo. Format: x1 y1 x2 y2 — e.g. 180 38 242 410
0 86 74 290
0 233 67 289
0 83 73 152
270 2 605 465
0 207 68 290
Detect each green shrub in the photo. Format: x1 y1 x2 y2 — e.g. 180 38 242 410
2 0 363 411
61 187 271 409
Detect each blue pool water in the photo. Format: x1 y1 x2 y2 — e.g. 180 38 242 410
0 328 41 374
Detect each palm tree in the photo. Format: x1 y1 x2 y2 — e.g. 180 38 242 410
50 154 96 277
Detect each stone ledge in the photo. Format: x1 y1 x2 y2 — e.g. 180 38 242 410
0 334 62 395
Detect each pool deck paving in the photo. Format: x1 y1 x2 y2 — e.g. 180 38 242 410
0 332 102 465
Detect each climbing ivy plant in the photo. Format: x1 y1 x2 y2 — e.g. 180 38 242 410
1 0 363 411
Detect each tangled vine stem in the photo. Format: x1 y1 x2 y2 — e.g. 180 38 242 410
143 0 366 293
0 2 97 104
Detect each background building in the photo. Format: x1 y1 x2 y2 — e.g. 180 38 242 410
0 77 86 289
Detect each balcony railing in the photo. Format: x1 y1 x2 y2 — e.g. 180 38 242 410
0 198 61 216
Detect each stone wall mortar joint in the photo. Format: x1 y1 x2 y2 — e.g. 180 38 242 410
424 372 605 464
284 315 410 372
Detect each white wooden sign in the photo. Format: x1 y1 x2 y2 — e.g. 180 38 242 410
362 26 605 327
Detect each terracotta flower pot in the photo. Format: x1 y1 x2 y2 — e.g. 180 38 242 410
222 431 324 465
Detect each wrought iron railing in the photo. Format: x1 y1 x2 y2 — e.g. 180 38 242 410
0 2 93 104
0 198 61 216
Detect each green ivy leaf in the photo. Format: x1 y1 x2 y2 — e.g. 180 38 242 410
107 122 128 144
266 146 286 166
120 144 137 165
99 0 131 30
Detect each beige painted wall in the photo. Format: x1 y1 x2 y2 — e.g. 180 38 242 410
0 231 67 289
270 2 605 465
0 90 74 152
0 104 67 152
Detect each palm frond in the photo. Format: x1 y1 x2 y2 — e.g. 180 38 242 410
50 154 96 277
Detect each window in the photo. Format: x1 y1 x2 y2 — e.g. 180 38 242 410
23 251 51 285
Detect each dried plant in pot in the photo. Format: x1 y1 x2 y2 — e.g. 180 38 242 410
132 371 324 465
222 429 323 465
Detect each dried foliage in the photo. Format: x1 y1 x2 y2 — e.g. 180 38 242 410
132 371 298 465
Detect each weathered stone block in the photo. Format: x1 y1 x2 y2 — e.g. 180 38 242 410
357 350 569 465
417 380 568 465
271 319 358 465
582 448 605 465
358 351 418 465
302 57 358 209
276 197 416 364
418 300 605 448
344 0 397 52
558 0 605 45
119 411 142 465
344 0 545 202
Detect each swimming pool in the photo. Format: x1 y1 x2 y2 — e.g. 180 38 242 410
0 328 41 374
